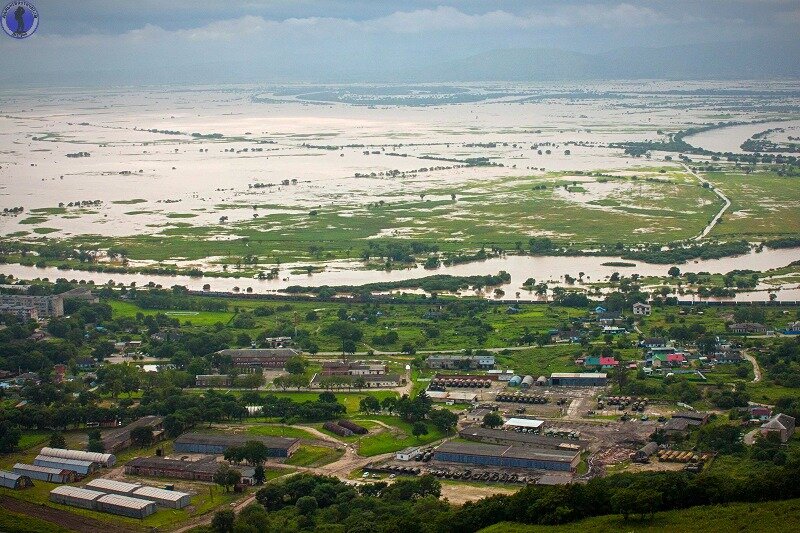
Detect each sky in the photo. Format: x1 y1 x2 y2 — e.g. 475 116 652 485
1 1 799 85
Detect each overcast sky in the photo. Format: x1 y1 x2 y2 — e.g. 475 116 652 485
2 1 799 85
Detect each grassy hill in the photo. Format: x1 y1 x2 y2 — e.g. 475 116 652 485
480 498 800 533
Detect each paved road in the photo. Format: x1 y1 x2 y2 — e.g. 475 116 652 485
743 351 762 383
683 163 731 241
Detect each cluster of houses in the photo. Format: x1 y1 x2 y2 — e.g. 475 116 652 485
637 336 742 375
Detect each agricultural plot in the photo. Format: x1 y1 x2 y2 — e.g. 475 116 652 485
703 169 800 240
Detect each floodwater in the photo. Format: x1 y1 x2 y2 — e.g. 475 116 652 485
1 82 799 300
2 82 797 238
2 246 798 301
684 119 800 154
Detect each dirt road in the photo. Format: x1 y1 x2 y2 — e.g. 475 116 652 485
743 351 762 382
684 163 731 241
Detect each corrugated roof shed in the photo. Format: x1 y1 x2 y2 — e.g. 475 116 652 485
96 493 158 518
436 441 578 462
34 455 95 474
1 470 33 489
49 485 106 505
86 478 141 494
132 486 192 508
13 463 61 474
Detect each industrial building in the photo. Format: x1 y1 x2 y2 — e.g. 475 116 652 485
502 418 544 431
426 390 478 403
425 354 495 370
97 493 157 518
34 455 97 476
459 426 588 451
321 361 387 376
0 470 33 489
218 348 299 370
40 447 116 467
672 412 710 426
549 372 608 387
12 463 76 483
125 456 221 482
310 372 401 388
173 433 300 457
433 441 580 472
50 486 105 509
101 416 164 453
396 446 422 461
132 486 192 509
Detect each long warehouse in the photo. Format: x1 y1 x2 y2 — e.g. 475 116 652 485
34 455 96 476
174 432 300 457
132 486 192 509
39 447 115 467
49 486 106 510
86 477 192 509
12 463 76 483
96 493 157 518
433 441 580 472
459 426 588 451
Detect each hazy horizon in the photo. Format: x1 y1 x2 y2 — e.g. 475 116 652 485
1 1 800 87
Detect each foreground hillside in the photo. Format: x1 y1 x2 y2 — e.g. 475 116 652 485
480 498 800 533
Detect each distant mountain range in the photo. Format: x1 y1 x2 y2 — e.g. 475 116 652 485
5 40 799 87
411 41 800 81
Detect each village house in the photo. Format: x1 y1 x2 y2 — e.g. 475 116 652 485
728 323 767 335
597 311 623 325
640 337 668 349
581 356 619 369
749 406 772 422
783 321 800 335
760 413 795 443
632 302 652 316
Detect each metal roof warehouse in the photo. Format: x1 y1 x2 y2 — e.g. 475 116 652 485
86 478 142 495
459 426 588 451
132 485 192 509
433 441 580 472
0 470 33 489
174 432 300 457
503 418 544 430
96 493 157 518
49 486 106 510
12 463 76 483
34 455 97 476
39 447 115 467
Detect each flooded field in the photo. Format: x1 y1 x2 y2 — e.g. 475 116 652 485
2 82 799 293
